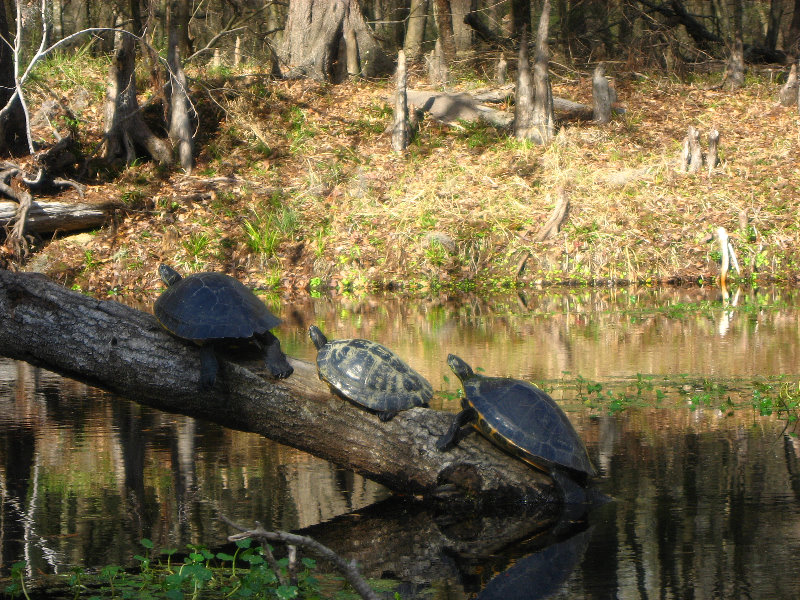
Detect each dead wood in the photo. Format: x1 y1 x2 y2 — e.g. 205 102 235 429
681 126 703 173
0 270 557 505
0 199 115 234
534 189 570 242
224 517 379 600
392 50 410 152
592 64 612 124
496 53 507 85
779 63 799 106
426 39 448 87
515 189 570 279
707 129 720 176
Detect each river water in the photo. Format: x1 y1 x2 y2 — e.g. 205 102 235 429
1 285 800 598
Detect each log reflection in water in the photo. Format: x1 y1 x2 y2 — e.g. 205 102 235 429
294 496 590 596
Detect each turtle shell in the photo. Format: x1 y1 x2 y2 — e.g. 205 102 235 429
154 272 281 342
316 337 433 414
461 374 596 481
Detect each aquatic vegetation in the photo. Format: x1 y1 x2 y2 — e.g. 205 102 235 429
4 538 322 599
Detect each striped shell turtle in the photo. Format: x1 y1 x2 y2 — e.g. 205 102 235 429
154 264 293 389
437 354 596 500
309 326 432 421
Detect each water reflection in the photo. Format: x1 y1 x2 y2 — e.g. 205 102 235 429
2 286 800 598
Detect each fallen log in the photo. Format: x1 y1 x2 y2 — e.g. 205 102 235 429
0 270 556 504
0 199 116 234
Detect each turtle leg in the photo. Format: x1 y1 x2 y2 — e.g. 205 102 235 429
259 332 294 379
377 410 398 422
199 346 219 390
436 408 477 451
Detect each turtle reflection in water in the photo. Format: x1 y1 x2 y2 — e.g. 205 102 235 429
154 264 293 389
309 325 432 421
437 354 596 502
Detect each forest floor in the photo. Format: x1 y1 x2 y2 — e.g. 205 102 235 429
9 56 800 302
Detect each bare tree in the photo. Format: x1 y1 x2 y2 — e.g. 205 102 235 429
0 0 29 155
403 0 429 62
103 32 172 165
433 0 456 61
167 1 194 173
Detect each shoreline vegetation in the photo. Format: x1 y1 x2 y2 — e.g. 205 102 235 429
7 54 800 301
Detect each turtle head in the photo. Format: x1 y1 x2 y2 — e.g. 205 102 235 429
158 264 183 287
447 354 474 381
308 325 329 350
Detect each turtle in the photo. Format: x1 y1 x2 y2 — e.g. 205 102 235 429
437 354 596 501
154 264 293 389
308 325 432 421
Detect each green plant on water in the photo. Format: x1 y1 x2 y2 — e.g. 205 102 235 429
5 538 328 599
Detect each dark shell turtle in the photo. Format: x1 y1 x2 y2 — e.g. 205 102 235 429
309 325 432 421
437 354 596 498
154 264 293 389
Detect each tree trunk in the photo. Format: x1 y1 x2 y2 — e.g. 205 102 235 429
129 0 143 35
280 0 391 82
168 2 194 173
592 63 612 124
433 0 457 62
765 0 783 50
0 270 557 505
724 0 745 90
0 0 29 156
404 0 429 62
103 33 172 166
531 0 555 144
789 0 800 58
510 0 530 40
451 0 477 52
391 50 410 152
513 26 535 139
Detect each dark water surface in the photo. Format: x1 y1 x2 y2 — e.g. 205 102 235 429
2 286 800 598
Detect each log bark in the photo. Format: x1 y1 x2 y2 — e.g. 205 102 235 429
0 200 115 233
0 270 556 505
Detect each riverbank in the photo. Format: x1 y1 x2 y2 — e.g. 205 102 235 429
20 65 800 299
